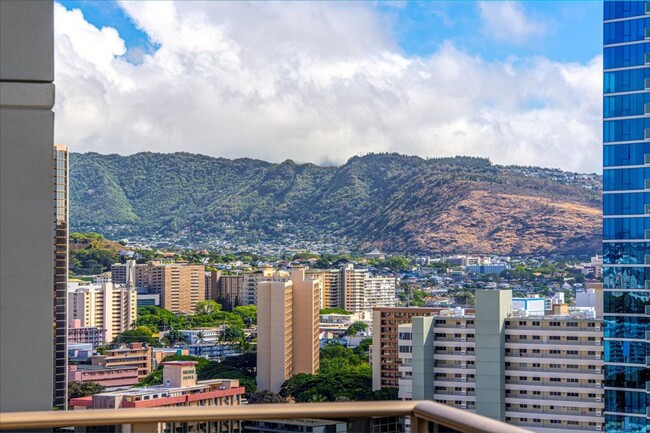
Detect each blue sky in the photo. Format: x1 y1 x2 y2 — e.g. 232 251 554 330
53 1 604 173
59 1 602 64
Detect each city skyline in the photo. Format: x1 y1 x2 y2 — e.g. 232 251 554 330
54 1 603 173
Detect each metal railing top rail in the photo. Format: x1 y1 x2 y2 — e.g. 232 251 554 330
0 400 533 433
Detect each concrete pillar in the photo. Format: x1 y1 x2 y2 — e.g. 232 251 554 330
474 289 511 421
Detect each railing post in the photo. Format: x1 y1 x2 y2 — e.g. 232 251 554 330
411 415 430 433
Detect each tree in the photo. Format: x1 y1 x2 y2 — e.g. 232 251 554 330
195 300 222 315
345 322 368 336
114 326 159 346
248 390 286 404
221 326 246 346
165 329 185 346
232 305 257 326
68 381 105 400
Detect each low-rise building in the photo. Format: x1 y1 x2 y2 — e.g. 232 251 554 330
70 361 245 433
90 342 152 380
68 319 106 348
68 364 139 388
152 348 189 370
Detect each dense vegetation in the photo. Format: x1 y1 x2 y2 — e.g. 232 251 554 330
70 152 601 255
133 304 255 334
279 340 397 402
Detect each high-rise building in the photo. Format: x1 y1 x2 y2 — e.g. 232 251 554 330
397 291 605 433
306 269 341 309
111 259 137 288
208 270 245 310
68 282 138 344
256 267 320 393
53 143 69 409
242 267 277 306
307 265 396 313
114 262 206 313
602 3 650 432
371 306 462 390
0 0 56 412
341 264 367 313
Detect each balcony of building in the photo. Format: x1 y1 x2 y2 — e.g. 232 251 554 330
0 401 533 433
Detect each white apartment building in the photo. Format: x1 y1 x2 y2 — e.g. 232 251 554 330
364 276 396 311
68 282 138 344
396 292 604 433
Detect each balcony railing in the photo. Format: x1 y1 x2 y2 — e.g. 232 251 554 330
0 400 533 433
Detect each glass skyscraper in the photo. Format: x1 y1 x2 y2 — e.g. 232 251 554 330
603 2 650 432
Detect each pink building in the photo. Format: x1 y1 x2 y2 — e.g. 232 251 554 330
68 319 106 348
71 362 244 433
68 364 139 388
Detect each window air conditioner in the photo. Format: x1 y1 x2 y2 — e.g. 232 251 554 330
461 337 466 342
461 351 467 355
462 363 467 369
596 426 602 431
596 411 602 416
461 390 467 395
595 354 601 360
461 324 466 329
596 368 602 373
596 383 601 388
595 326 601 331
596 397 602 402
461 377 467 382
461 404 467 409
595 340 601 345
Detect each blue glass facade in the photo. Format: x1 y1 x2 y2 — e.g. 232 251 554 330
604 3 650 432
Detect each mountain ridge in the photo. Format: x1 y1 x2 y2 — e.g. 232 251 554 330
70 151 602 255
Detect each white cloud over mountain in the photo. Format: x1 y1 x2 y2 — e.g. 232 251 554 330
53 1 602 173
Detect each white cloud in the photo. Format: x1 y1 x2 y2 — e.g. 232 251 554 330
53 2 601 173
478 2 547 45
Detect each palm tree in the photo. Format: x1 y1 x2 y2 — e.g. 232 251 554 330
196 331 205 345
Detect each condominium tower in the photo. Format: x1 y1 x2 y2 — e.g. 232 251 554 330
0 0 57 411
68 282 138 343
256 267 320 393
397 291 605 432
602 2 650 432
112 261 206 313
53 144 69 409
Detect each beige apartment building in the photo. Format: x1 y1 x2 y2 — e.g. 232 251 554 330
207 271 245 310
68 282 137 344
395 290 604 433
372 307 469 390
341 264 367 312
257 267 320 393
242 267 277 306
112 261 206 313
307 264 396 312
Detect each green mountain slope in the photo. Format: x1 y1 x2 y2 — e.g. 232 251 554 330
70 152 601 255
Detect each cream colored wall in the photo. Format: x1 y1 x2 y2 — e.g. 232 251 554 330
256 280 292 393
291 267 320 375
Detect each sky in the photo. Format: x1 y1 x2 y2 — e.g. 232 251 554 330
54 1 603 173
